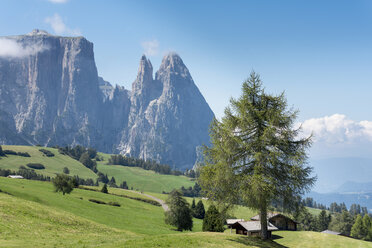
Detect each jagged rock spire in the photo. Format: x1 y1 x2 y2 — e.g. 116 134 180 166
132 55 153 93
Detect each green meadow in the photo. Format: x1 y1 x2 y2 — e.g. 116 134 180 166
1 177 372 247
96 163 195 193
0 146 372 247
0 145 97 179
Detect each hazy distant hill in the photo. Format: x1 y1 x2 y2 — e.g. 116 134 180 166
336 181 372 193
0 30 214 170
310 157 372 193
306 191 372 211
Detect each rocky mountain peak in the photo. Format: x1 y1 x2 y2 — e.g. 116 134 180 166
132 55 154 93
157 52 191 81
0 31 214 171
27 29 50 36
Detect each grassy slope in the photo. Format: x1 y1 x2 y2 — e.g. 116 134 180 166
97 163 195 193
275 231 372 248
0 145 97 179
148 191 257 220
0 192 134 248
0 177 172 235
1 178 372 247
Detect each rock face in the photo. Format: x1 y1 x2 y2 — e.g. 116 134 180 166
0 30 214 170
120 53 214 169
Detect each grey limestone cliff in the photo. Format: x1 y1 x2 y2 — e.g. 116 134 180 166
0 30 214 170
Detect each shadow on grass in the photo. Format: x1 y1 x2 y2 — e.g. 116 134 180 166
227 235 288 248
271 234 284 240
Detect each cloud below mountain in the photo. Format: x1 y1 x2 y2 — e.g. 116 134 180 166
0 38 48 58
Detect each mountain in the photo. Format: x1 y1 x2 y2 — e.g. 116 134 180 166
336 181 372 193
309 157 372 193
306 191 372 212
306 157 372 211
0 30 214 170
119 54 214 169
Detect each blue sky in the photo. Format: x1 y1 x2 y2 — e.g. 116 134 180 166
1 0 372 159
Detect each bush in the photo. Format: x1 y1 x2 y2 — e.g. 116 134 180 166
39 149 55 157
26 163 45 170
63 167 70 174
17 152 31 157
88 199 120 207
108 202 121 207
3 150 30 157
89 199 107 205
3 150 17 155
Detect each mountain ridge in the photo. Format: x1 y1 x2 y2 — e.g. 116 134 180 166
0 30 214 170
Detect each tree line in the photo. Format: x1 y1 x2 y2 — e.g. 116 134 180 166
58 145 98 173
302 197 369 216
108 154 185 176
165 190 230 233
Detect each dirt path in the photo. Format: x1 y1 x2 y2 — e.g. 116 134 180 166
127 190 169 211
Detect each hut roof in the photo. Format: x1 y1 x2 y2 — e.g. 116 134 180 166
233 221 278 232
7 175 24 179
251 213 298 223
226 219 244 225
321 230 341 235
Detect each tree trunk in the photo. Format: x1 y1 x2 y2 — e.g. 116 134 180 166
260 204 268 240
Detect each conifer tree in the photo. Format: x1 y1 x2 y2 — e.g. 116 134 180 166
362 215 372 241
194 200 206 219
191 199 196 215
0 145 5 157
351 215 364 239
108 177 117 188
101 183 108 194
165 190 193 231
200 72 315 239
120 181 128 189
317 210 331 231
202 205 224 232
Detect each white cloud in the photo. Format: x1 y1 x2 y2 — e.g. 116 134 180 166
47 0 69 3
300 114 372 143
45 14 81 36
141 39 159 56
0 38 48 58
298 114 372 159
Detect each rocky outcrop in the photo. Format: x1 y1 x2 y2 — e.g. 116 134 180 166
119 53 214 169
0 30 104 148
0 30 214 170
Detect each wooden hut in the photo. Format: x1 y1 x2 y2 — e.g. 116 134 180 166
250 213 297 231
231 221 278 238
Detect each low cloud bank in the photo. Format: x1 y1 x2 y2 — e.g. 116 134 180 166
0 38 48 58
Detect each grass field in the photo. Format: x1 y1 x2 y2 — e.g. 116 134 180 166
1 146 372 247
0 146 195 194
0 145 97 179
1 177 372 247
97 163 195 193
